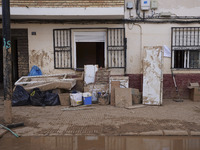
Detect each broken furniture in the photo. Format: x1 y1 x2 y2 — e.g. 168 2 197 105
143 46 163 105
110 81 120 106
15 74 77 92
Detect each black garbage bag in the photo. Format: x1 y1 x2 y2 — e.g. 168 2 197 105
12 85 30 106
30 88 45 106
44 91 60 106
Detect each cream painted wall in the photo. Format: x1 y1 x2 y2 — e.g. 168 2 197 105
10 23 123 75
125 23 200 74
125 0 200 19
10 22 200 75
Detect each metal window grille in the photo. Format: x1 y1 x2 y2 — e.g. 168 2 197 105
171 27 200 69
107 28 126 69
53 29 72 69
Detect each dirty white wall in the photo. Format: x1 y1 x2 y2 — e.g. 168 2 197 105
124 0 200 19
125 0 200 75
10 23 123 75
9 22 200 76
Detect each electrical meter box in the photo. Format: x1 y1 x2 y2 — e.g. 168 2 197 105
127 1 133 9
141 0 150 10
151 0 158 9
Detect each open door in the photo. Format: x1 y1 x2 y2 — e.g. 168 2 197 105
143 46 163 105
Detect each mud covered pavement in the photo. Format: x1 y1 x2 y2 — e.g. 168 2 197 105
1 99 200 136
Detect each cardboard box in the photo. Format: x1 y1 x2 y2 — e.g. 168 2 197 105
115 88 132 108
70 93 83 106
132 88 142 104
58 93 70 106
188 83 200 102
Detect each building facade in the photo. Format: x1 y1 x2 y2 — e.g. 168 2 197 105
0 0 200 99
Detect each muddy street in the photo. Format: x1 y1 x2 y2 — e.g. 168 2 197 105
1 99 200 136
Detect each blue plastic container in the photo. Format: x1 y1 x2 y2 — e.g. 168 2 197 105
83 96 92 105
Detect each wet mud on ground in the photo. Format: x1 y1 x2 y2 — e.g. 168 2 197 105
1 98 200 136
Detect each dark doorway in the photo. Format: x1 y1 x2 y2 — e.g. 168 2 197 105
11 38 19 83
76 42 104 68
0 38 3 84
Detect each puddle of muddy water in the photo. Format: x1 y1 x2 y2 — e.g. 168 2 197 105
0 136 200 150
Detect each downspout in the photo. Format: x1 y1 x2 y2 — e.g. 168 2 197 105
133 24 143 91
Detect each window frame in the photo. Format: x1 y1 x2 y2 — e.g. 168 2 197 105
171 27 200 69
53 28 126 70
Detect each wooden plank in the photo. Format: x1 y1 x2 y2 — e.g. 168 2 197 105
110 81 120 106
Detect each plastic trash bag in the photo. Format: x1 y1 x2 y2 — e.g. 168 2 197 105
44 91 60 106
28 65 42 76
30 88 45 106
12 85 30 106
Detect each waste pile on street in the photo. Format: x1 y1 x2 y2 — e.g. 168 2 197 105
12 65 142 108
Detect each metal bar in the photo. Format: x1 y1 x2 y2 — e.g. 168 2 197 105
194 27 196 46
199 50 200 68
124 37 127 70
179 28 181 46
198 28 200 46
117 29 119 46
171 28 173 68
60 30 63 68
56 30 59 68
55 50 71 52
107 29 109 68
110 29 113 67
190 28 192 46
53 30 56 69
70 29 72 68
182 28 185 46
187 51 190 68
63 30 65 67
172 50 174 68
175 28 177 46
186 28 188 46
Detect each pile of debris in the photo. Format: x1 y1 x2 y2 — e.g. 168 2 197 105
12 65 142 108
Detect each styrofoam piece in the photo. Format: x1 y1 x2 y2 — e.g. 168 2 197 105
109 76 129 93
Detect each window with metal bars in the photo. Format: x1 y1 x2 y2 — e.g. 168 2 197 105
53 29 72 69
107 28 126 68
171 27 200 69
53 28 126 69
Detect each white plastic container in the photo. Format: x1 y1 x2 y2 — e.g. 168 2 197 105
70 93 83 106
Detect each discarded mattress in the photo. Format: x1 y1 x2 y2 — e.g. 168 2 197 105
15 74 76 92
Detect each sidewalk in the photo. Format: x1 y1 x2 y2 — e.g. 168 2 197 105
1 98 200 136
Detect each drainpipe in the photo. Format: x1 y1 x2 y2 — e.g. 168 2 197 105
133 23 143 91
2 0 12 124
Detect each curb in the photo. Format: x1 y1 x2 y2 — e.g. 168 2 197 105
163 130 188 136
190 131 200 136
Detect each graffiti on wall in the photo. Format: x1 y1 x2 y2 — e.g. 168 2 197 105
3 38 11 49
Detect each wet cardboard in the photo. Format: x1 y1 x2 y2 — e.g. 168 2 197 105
115 88 132 108
111 81 120 106
188 82 200 102
58 93 70 106
132 88 142 104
